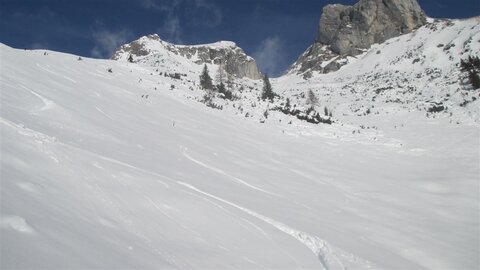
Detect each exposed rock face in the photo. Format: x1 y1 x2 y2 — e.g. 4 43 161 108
174 42 262 80
289 0 427 75
288 43 348 76
112 34 262 80
319 0 427 55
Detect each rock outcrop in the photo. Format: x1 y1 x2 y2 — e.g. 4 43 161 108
289 0 427 75
112 34 262 80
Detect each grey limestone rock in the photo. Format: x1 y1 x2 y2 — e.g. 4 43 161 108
289 0 427 75
112 34 262 80
319 0 427 55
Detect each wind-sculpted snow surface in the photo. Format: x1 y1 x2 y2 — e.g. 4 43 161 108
0 17 479 269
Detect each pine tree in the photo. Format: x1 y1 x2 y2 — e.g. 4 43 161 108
261 74 275 101
469 72 480 89
306 90 319 109
461 56 480 89
128 54 134 63
285 98 291 109
216 63 226 86
217 82 226 93
215 62 232 99
200 64 214 90
226 72 235 89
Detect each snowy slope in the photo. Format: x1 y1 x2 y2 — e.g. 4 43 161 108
1 18 479 270
277 18 480 127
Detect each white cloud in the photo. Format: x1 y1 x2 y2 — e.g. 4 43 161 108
161 14 183 43
30 42 50 50
91 28 134 58
140 0 222 44
140 0 159 9
141 0 182 12
191 0 222 27
253 36 286 77
141 0 183 43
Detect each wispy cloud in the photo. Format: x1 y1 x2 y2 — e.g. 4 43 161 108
139 0 222 43
142 0 183 42
30 42 51 50
91 27 134 58
190 0 222 27
141 0 160 9
12 6 56 24
141 0 182 12
161 15 183 43
253 36 286 77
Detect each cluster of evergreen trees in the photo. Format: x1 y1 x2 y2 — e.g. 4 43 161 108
274 92 332 125
460 56 480 89
200 64 280 103
199 64 233 101
199 64 332 124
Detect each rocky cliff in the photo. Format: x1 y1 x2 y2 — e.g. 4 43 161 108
112 34 262 80
289 0 427 75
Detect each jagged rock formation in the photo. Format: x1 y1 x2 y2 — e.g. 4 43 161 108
112 34 262 80
289 43 348 77
289 0 427 75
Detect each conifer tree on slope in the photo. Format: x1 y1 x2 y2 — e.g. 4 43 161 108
200 64 214 90
261 74 275 102
215 63 228 97
306 89 319 109
216 63 226 86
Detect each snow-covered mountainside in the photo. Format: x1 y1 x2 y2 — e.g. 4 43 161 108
280 18 480 126
288 0 428 75
1 16 479 270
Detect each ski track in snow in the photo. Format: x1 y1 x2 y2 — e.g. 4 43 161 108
91 154 171 189
35 63 76 83
95 106 114 120
18 84 55 112
181 147 280 197
176 181 373 270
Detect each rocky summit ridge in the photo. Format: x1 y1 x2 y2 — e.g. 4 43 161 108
112 34 262 80
289 0 427 75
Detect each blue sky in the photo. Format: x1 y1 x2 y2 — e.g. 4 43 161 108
1 0 478 76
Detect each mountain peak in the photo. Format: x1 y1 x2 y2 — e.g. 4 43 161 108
318 0 427 55
111 35 262 80
289 0 427 75
181 40 238 49
137 34 238 49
